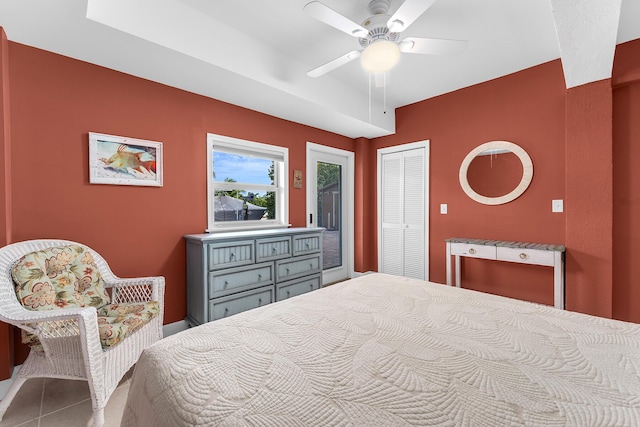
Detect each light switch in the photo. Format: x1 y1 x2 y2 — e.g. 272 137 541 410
440 204 448 214
552 199 563 213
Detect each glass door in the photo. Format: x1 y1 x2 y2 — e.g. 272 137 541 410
317 161 343 271
307 144 353 285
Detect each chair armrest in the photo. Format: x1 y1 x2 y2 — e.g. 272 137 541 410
2 305 103 359
104 276 165 305
1 304 97 325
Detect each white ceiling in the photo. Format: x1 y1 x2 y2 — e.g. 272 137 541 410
0 0 639 138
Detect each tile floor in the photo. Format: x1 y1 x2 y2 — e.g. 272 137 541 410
0 369 131 427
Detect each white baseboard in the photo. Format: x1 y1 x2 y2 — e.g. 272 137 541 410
0 363 21 401
351 271 375 277
0 320 189 400
162 320 189 337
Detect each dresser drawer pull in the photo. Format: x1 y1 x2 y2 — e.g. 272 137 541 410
224 280 228 288
229 252 235 260
272 247 277 253
286 291 290 298
258 274 262 280
305 243 310 248
309 263 313 269
224 308 229 316
310 283 314 290
286 268 290 274
519 253 528 260
468 248 476 255
258 298 263 306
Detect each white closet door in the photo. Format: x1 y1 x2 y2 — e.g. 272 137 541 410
381 152 403 276
402 149 425 279
378 143 428 280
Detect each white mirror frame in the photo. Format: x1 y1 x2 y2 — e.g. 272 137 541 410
459 140 533 205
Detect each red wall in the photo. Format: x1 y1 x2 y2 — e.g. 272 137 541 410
369 60 567 306
612 39 640 323
2 29 640 377
0 28 14 380
2 41 353 363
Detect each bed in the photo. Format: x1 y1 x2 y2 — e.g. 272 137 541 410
122 273 640 426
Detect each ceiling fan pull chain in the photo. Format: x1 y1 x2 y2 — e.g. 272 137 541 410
384 73 387 114
368 72 372 125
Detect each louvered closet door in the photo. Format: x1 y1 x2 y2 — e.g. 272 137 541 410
381 152 403 276
379 146 427 280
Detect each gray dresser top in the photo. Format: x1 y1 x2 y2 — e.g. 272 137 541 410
445 237 565 252
185 227 325 242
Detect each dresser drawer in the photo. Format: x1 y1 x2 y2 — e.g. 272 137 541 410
209 263 273 297
256 236 292 262
450 243 496 259
276 274 322 300
276 254 322 282
209 286 274 321
496 246 555 266
292 233 322 256
208 240 254 270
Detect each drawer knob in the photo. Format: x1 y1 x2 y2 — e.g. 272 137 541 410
519 253 528 260
230 253 235 259
309 263 313 268
286 268 290 274
286 291 290 298
305 243 310 248
258 298 263 306
272 247 277 253
469 248 476 255
224 280 228 287
258 274 262 280
224 308 229 316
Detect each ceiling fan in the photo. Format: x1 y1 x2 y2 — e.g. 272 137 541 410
304 0 467 78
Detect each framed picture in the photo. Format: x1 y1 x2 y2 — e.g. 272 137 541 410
89 132 163 187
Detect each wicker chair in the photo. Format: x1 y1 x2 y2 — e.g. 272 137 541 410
0 239 165 427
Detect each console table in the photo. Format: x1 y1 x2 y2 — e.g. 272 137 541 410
445 238 566 309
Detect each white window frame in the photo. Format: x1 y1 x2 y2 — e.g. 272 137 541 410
206 133 289 232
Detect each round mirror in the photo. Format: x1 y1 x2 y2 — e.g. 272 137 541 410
459 141 533 205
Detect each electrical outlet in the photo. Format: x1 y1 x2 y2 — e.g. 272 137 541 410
440 204 448 214
552 199 564 213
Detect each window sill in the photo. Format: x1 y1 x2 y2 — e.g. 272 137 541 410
205 223 292 233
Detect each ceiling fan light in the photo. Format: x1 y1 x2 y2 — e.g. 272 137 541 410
361 40 401 73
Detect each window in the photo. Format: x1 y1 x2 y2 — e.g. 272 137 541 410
207 133 288 231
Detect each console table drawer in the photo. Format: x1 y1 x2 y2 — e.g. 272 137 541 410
276 274 322 300
496 246 555 266
276 254 322 282
209 263 273 297
293 233 322 256
208 240 254 270
450 243 496 259
209 286 274 321
256 236 292 262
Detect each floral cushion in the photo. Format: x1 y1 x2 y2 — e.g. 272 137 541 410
12 245 159 350
12 245 111 311
97 301 160 347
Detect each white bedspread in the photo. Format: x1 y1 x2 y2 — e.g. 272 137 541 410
122 273 640 426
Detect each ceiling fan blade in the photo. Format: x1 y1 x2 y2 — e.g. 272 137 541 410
399 37 468 56
304 2 369 38
387 0 437 33
307 50 362 78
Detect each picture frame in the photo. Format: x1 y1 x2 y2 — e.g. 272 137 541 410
89 132 163 187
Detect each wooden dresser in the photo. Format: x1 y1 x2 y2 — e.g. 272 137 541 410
185 227 324 326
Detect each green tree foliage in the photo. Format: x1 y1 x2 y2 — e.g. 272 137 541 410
316 163 340 227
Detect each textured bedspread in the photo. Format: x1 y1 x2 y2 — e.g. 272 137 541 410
122 273 640 426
